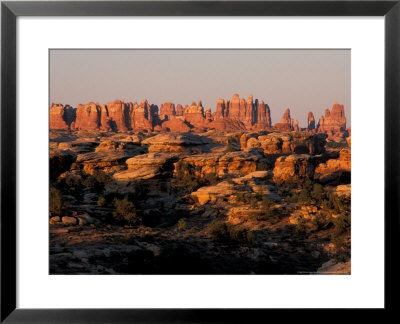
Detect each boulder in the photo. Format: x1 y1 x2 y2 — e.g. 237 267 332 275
142 133 210 153
314 148 351 184
114 153 179 181
62 216 78 226
273 154 314 182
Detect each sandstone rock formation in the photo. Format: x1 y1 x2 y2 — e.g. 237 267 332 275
293 120 300 132
317 102 347 140
159 102 176 121
178 150 268 178
114 153 179 181
50 103 73 130
240 132 326 155
274 108 294 131
176 104 184 116
273 154 314 182
314 148 351 184
49 96 348 136
307 112 315 131
75 140 143 174
161 118 191 133
184 102 207 130
253 100 272 130
104 100 129 132
130 100 153 132
142 133 211 153
74 102 101 130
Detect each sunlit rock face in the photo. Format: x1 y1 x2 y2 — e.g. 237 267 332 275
104 100 130 132
73 102 101 131
130 100 153 132
50 103 75 130
317 102 348 140
273 108 294 132
49 97 348 138
159 102 176 121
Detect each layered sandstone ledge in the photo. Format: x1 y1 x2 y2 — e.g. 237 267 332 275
50 94 349 141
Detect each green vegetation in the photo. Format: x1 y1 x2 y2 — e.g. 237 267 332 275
97 196 106 207
207 220 252 245
256 162 271 171
295 218 307 234
249 196 277 221
113 198 140 225
322 193 350 213
174 161 200 193
224 143 237 153
332 214 351 234
311 212 330 230
204 172 218 185
177 219 187 231
49 187 66 216
226 177 235 185
326 141 349 149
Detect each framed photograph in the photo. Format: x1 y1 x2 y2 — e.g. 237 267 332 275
1 0 399 322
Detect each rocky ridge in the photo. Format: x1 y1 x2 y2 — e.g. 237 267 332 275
50 95 349 141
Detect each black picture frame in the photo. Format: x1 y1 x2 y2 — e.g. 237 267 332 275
1 0 399 322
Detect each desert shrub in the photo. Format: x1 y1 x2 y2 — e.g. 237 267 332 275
113 198 140 224
177 219 187 231
256 162 270 171
207 220 229 241
97 196 107 207
174 161 199 193
226 177 235 185
295 218 307 234
250 196 258 208
82 170 113 193
92 170 113 185
249 196 276 221
333 214 351 234
235 192 255 204
326 141 348 149
298 189 311 204
301 179 314 192
331 233 350 262
204 172 218 185
224 143 237 153
311 183 324 202
58 173 84 201
312 212 330 230
321 193 349 213
102 192 123 206
255 186 264 201
82 176 97 188
228 226 253 245
49 187 66 216
206 220 252 245
126 185 150 205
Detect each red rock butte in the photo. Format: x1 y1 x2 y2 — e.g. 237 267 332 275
49 96 349 140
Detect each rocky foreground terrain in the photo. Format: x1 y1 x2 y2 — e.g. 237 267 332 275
49 127 351 274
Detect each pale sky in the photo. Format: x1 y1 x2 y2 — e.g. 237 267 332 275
50 49 350 127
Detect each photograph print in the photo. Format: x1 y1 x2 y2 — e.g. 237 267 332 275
49 49 351 275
